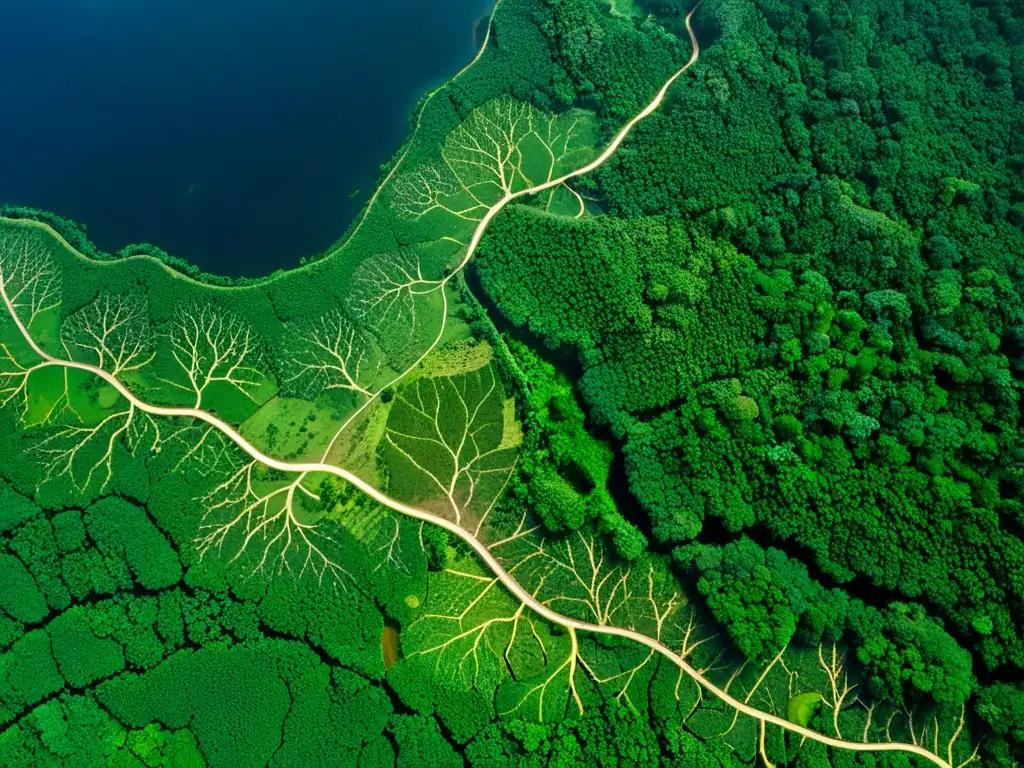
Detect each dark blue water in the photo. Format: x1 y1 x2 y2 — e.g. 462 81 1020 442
0 0 493 277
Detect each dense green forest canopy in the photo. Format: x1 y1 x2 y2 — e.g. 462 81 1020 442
0 0 1022 765
478 0 1024 761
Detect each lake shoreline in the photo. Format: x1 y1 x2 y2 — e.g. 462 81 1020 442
0 0 494 278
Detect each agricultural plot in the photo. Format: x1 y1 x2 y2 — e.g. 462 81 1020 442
60 292 155 379
347 244 451 374
280 310 382 401
399 540 707 727
389 99 598 231
239 396 339 462
381 359 518 525
152 301 276 419
400 552 564 716
193 449 351 586
321 394 393 486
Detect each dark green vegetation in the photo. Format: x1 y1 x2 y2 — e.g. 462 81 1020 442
1 0 1021 765
474 0 1024 763
0 477 390 766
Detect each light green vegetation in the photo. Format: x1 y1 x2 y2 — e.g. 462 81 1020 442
240 396 338 462
609 0 640 17
416 338 494 379
787 692 823 728
388 100 598 229
382 361 518 525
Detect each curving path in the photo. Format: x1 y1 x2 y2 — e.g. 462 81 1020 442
1 7 958 765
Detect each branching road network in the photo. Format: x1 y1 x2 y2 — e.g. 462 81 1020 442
0 5 976 767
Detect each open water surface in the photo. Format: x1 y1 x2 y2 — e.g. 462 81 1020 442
0 0 493 276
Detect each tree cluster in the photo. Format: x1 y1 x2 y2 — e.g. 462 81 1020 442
475 0 1024 760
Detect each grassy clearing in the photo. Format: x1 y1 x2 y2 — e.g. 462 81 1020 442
381 361 517 519
240 396 338 462
17 365 124 429
607 0 640 17
199 377 278 425
542 185 586 218
417 340 494 379
28 305 61 351
787 691 823 727
326 399 393 487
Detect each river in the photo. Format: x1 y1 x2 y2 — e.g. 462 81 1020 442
0 0 494 277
